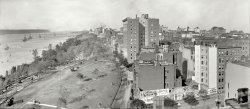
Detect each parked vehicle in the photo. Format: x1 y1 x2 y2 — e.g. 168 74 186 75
70 66 79 72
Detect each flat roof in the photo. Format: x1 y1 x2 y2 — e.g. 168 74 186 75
231 61 250 68
218 46 242 49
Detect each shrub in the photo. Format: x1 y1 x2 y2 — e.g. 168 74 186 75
130 99 146 109
84 78 92 81
183 94 199 108
164 98 178 108
81 105 89 109
77 73 85 79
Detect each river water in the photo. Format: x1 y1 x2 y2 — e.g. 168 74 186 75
0 33 71 76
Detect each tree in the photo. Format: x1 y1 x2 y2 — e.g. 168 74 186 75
154 45 160 53
182 60 188 80
48 44 52 50
57 86 71 108
23 36 27 42
183 94 199 109
164 98 178 109
130 99 146 109
32 49 38 61
198 88 210 107
28 35 32 40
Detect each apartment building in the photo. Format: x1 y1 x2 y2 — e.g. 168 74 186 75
217 47 242 93
218 39 250 57
139 14 160 48
194 45 217 90
122 17 140 63
122 14 160 63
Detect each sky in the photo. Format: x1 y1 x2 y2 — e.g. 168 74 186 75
0 0 249 32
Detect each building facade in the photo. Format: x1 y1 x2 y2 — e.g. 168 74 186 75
122 14 160 63
224 62 250 103
179 46 195 79
217 47 242 93
122 17 140 63
194 45 217 90
139 14 160 48
135 60 182 90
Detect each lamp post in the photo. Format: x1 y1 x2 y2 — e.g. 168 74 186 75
215 94 221 109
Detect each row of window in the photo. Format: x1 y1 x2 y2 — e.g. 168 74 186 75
218 50 241 56
201 61 208 65
218 78 224 82
201 78 208 83
201 72 207 77
218 71 224 76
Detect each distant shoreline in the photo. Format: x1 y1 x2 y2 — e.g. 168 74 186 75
0 29 50 35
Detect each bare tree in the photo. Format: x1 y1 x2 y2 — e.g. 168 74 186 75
57 86 71 108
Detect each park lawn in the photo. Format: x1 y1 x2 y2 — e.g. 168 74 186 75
4 55 120 109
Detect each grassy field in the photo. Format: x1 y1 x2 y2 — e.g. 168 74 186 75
1 54 121 109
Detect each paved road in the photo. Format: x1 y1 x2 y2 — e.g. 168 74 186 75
121 70 133 108
26 102 67 109
123 84 132 108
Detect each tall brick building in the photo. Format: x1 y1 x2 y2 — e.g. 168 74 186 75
122 14 160 63
217 47 242 93
122 17 140 63
139 14 160 48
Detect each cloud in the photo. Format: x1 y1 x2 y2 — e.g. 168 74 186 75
0 0 249 32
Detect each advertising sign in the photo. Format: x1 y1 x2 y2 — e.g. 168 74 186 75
139 89 170 104
208 88 217 95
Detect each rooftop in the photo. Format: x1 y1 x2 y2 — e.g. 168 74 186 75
232 60 250 68
217 46 242 49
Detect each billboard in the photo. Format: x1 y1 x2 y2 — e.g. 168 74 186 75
139 89 170 104
207 88 217 95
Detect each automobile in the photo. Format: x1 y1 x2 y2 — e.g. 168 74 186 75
70 67 78 72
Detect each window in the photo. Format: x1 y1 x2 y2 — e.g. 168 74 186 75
167 70 169 73
201 73 203 76
201 61 204 65
201 78 203 82
228 83 229 89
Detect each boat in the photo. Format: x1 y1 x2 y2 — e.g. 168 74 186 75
4 45 10 50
